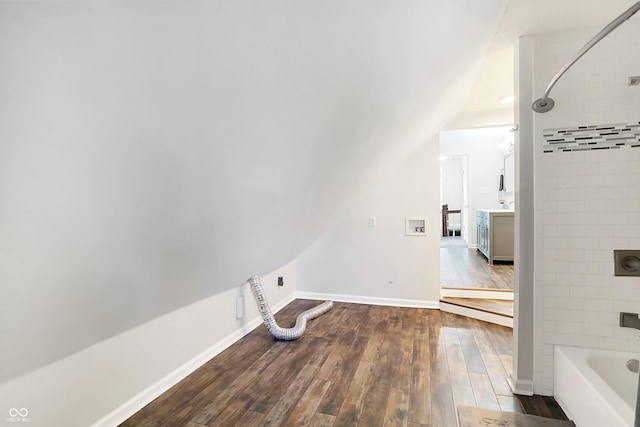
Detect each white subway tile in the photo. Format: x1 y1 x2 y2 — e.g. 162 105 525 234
545 285 571 297
598 262 614 275
628 341 640 353
599 287 628 300
599 161 629 175
615 224 640 237
557 175 586 189
544 188 573 202
543 176 557 189
570 335 599 348
584 249 612 262
556 225 585 238
599 311 620 326
543 332 571 344
602 212 629 225
584 224 615 237
597 336 630 351
543 297 557 308
543 320 556 332
614 300 640 313
615 198 640 212
543 225 558 238
570 311 599 323
556 200 585 212
569 162 593 176
555 297 585 310
599 187 629 200
543 249 558 261
543 200 557 213
584 174 615 188
614 327 640 340
598 237 625 250
614 276 640 289
625 288 640 300
584 274 613 288
556 321 584 334
585 199 613 212
584 323 614 337
556 249 585 262
554 273 584 286
569 261 600 275
571 188 601 200
570 237 592 250
571 286 599 299
585 299 613 311
544 237 572 250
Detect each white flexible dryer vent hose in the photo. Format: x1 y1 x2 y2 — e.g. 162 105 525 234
248 274 333 340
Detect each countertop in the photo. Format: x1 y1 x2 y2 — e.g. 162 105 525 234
477 208 515 213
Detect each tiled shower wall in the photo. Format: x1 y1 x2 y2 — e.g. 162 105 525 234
532 20 640 394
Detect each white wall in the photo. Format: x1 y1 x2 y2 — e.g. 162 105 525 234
296 137 441 307
0 0 507 385
525 17 640 394
440 127 513 247
0 263 296 427
0 1 509 425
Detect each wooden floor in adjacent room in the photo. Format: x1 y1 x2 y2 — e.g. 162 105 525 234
121 300 567 427
440 238 514 290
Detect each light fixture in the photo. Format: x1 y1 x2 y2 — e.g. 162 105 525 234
499 96 515 104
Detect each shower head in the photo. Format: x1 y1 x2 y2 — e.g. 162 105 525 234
532 1 640 113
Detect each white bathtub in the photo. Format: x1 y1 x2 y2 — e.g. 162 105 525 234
554 346 639 427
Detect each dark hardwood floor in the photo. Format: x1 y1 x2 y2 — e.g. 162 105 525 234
440 243 514 290
121 300 567 427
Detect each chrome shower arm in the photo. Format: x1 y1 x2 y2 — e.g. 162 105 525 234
532 1 640 113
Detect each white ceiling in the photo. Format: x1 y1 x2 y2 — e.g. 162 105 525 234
465 0 640 112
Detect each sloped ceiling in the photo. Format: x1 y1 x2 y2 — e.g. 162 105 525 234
0 0 506 381
465 0 640 112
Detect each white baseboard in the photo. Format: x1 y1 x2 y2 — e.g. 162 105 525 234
508 376 535 396
91 294 295 427
440 288 514 300
296 291 440 309
439 302 513 328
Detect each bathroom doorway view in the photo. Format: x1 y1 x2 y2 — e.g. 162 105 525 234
438 127 515 327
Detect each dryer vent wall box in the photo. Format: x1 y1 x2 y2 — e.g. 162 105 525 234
406 217 427 236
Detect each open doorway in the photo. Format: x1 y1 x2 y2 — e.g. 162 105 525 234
438 127 515 327
440 154 468 245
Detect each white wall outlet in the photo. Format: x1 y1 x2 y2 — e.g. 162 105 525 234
368 216 376 227
236 295 245 319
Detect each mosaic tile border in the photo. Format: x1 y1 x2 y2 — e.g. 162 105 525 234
542 122 640 154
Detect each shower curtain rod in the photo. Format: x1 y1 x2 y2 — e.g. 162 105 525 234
532 1 640 113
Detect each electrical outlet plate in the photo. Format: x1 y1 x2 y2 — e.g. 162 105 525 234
614 250 640 276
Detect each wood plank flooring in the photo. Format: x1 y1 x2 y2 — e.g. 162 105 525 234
121 300 567 427
440 246 514 290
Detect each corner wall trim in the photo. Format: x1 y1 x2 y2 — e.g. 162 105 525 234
508 377 535 396
295 291 439 309
91 293 296 427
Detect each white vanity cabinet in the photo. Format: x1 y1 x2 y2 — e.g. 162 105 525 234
476 209 514 264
